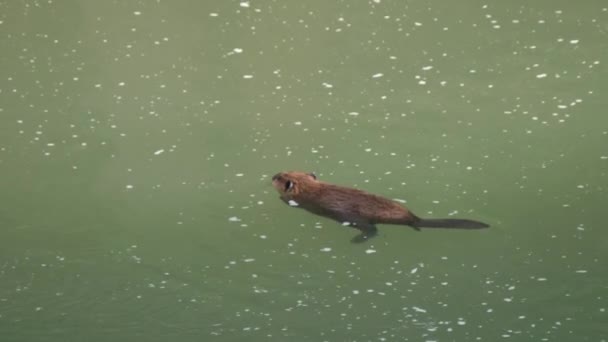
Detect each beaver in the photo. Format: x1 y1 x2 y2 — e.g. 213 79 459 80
272 171 489 243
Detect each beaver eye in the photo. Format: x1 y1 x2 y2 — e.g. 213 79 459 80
284 180 294 191
308 172 317 180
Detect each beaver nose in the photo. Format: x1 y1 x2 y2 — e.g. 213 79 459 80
272 173 281 181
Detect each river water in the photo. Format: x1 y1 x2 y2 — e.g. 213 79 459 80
1 1 607 341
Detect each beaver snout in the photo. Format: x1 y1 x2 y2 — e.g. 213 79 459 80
272 173 281 181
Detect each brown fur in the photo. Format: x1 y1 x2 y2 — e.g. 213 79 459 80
272 171 489 243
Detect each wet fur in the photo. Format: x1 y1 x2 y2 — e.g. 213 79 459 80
272 171 489 243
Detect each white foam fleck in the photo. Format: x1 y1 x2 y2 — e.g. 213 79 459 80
154 149 164 155
243 74 253 79
570 39 579 44
288 200 299 207
372 73 384 78
240 2 250 8
243 258 255 262
575 270 588 274
410 267 418 274
126 185 134 189
134 11 142 16
422 66 433 71
412 306 426 313
348 112 359 116
320 247 332 252
536 73 547 78
228 216 241 222
365 249 376 254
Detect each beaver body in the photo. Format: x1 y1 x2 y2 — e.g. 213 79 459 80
272 171 489 243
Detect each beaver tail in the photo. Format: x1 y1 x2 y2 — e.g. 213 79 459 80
413 218 489 229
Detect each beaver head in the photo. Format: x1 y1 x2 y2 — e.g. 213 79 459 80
271 171 318 197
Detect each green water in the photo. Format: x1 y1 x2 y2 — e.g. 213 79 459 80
1 1 607 341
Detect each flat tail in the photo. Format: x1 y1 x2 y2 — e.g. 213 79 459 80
413 218 489 229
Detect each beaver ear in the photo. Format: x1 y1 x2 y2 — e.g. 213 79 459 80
308 172 317 180
285 180 295 192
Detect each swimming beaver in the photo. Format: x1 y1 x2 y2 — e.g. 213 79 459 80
272 171 489 243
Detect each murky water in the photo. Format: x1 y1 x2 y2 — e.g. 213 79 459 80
1 1 607 341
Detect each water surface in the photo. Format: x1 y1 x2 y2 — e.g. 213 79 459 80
1 1 607 341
